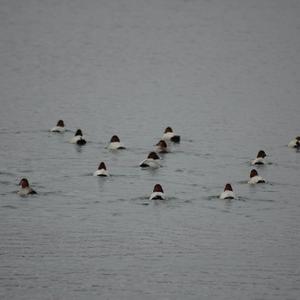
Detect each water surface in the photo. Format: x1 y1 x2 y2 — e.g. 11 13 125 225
0 0 300 299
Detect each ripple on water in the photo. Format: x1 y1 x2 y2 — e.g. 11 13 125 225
1 205 17 209
0 1 299 299
0 171 15 177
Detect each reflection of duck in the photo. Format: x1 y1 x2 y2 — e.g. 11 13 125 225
149 184 165 200
107 135 126 150
18 178 37 195
156 140 169 153
162 127 180 143
219 183 235 199
93 162 109 177
251 150 267 165
248 169 265 184
69 129 87 145
288 136 300 148
50 120 65 133
139 152 161 168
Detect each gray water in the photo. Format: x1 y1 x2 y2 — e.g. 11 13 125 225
1 0 300 299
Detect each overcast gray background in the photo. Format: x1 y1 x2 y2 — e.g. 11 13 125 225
0 0 300 299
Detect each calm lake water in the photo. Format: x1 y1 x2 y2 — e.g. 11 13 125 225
1 0 300 299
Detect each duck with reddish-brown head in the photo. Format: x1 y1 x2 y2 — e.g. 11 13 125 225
149 184 165 200
248 169 266 184
18 178 37 196
156 140 169 153
69 129 87 145
162 126 180 143
93 162 109 177
50 120 65 133
220 183 235 199
251 150 267 165
107 135 126 150
140 151 161 168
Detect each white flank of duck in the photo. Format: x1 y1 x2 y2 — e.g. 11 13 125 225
140 151 161 168
248 169 266 184
50 120 65 133
69 129 87 145
251 150 267 165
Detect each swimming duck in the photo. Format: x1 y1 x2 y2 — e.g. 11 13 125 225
18 178 37 195
149 184 165 200
251 150 267 165
93 162 109 177
219 183 235 199
156 140 169 153
162 126 180 143
139 151 161 168
107 135 126 150
69 129 87 145
248 169 265 184
288 136 300 148
50 120 65 133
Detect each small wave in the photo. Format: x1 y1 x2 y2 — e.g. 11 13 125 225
1 205 17 209
237 180 250 184
40 191 64 196
77 206 88 210
236 196 247 201
131 196 148 201
250 198 276 203
0 171 15 177
165 196 180 201
206 195 246 202
108 198 127 203
83 172 95 177
0 180 12 185
183 199 193 203
19 169 34 174
206 195 219 201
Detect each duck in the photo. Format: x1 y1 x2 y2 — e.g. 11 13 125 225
156 140 169 153
149 184 165 200
50 120 65 133
18 178 37 195
251 150 267 165
93 162 109 177
107 135 126 150
248 169 265 184
139 151 161 168
288 136 300 148
162 126 180 143
219 183 235 199
69 129 87 145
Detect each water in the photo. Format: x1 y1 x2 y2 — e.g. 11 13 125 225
1 0 300 299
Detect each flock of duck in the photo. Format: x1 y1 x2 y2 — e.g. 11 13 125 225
17 119 300 200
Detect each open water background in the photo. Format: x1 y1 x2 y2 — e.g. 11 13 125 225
0 0 300 299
